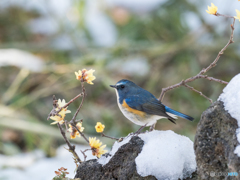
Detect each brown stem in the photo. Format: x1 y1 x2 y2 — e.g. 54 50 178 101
215 13 234 19
183 84 213 103
57 123 82 163
101 133 119 141
80 149 90 161
198 75 228 84
47 93 83 120
198 18 235 75
70 81 86 124
63 93 84 108
68 81 89 143
71 123 89 143
158 17 235 102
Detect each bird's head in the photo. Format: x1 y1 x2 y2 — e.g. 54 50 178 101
110 79 139 101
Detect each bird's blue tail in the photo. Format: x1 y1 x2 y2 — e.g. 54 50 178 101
165 106 194 121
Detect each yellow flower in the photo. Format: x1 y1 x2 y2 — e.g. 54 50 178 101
50 99 71 125
89 137 102 149
234 9 240 22
68 122 85 139
95 145 108 158
75 69 96 85
89 137 107 158
95 122 105 133
206 3 218 15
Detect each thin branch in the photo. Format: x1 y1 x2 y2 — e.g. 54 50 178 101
68 80 89 143
101 133 119 141
215 13 234 19
183 84 213 103
62 93 84 108
198 17 235 75
57 123 82 164
47 93 83 120
70 81 86 124
158 17 235 102
71 123 89 143
80 149 90 161
198 75 228 84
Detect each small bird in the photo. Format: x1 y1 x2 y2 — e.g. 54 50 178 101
110 79 193 130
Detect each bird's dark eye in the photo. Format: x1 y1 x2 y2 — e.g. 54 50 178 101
121 85 125 89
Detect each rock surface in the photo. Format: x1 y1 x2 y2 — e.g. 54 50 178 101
194 101 240 179
75 135 197 180
74 136 156 180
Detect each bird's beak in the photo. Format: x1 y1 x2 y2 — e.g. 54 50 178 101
110 85 116 88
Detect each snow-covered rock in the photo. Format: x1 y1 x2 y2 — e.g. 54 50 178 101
92 130 196 180
218 73 240 156
194 100 240 179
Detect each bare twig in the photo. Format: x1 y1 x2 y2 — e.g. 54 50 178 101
80 149 90 161
158 17 235 102
63 93 84 108
70 81 86 124
75 119 83 123
198 17 235 75
198 75 228 84
57 123 82 164
64 120 68 130
183 84 213 103
215 13 234 19
101 133 119 141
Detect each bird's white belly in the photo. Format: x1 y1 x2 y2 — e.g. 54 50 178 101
120 106 160 126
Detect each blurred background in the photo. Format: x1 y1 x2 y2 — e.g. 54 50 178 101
0 0 239 179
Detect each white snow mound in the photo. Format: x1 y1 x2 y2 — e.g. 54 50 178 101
136 130 196 180
218 73 240 156
98 134 132 165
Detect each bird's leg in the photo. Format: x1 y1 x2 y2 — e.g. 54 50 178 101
149 123 156 131
134 123 148 135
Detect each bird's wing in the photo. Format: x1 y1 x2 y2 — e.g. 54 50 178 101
125 96 176 124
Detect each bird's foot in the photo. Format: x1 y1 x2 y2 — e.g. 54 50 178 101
133 123 148 136
149 123 156 132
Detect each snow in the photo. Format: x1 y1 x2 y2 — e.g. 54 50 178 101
0 150 44 169
136 130 196 180
218 73 240 156
98 134 132 165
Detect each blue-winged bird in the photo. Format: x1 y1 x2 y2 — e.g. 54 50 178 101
110 79 193 132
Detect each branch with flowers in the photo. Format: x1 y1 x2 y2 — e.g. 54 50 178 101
159 3 239 103
47 69 118 168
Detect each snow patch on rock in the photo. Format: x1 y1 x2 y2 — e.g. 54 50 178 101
218 73 240 156
136 130 196 180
